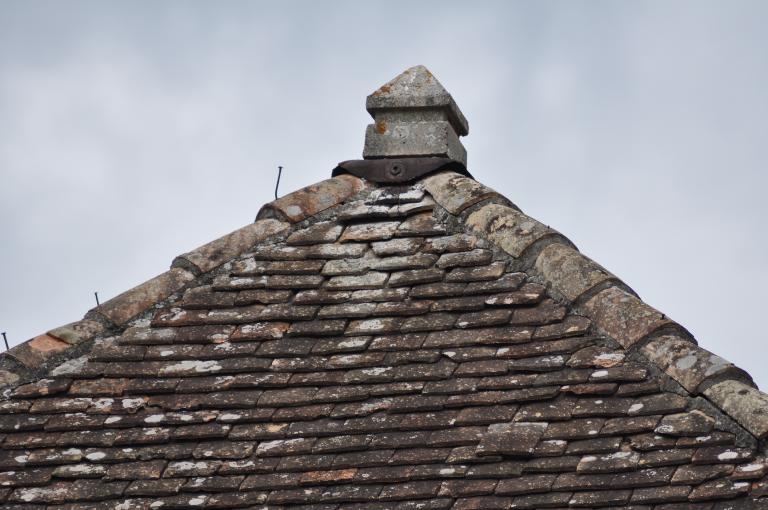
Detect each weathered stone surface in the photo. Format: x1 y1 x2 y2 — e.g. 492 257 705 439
366 65 468 136
47 319 106 346
535 243 616 302
308 243 367 259
257 174 365 223
286 221 343 245
456 310 511 329
346 317 403 336
364 120 467 165
375 300 432 317
93 267 196 326
397 212 447 237
364 66 468 164
181 286 236 310
447 262 506 283
423 172 503 215
389 268 444 287
368 185 426 205
582 286 674 350
671 464 734 485
7 334 71 369
321 257 373 276
704 379 768 439
475 422 546 457
576 451 640 473
339 221 400 242
370 253 438 271
495 474 555 495
436 249 492 269
642 334 747 393
401 313 457 333
0 369 21 387
568 346 625 369
350 288 409 303
655 410 715 437
689 479 750 502
630 485 691 504
326 272 388 291
466 203 564 259
335 201 389 221
423 234 478 254
318 302 377 319
371 238 423 256
176 219 288 273
294 289 351 305
485 283 545 306
600 416 660 435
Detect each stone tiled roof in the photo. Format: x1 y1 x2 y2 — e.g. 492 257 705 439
0 168 767 509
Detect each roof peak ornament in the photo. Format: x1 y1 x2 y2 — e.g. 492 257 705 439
362 65 469 166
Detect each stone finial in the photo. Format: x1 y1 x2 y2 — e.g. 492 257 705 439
363 65 468 166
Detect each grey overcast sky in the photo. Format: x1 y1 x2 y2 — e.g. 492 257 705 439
1 1 767 387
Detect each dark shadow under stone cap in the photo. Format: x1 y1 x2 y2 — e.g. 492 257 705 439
333 157 472 184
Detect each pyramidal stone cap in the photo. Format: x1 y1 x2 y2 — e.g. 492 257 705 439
363 65 469 166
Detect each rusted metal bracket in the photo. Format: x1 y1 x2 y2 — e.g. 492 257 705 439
332 157 472 184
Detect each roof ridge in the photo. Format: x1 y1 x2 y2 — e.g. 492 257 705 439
0 174 367 391
419 169 768 440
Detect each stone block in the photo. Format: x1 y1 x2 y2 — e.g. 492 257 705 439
364 121 467 166
257 174 366 223
466 203 566 260
704 379 768 439
47 319 106 346
286 221 342 245
475 422 546 457
176 218 288 273
423 171 504 215
7 334 71 369
535 243 616 302
582 286 674 350
654 410 715 437
366 65 469 136
0 369 21 387
93 267 196 326
641 334 749 393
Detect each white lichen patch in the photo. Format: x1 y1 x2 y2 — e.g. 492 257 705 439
718 451 739 461
338 338 368 349
162 360 222 374
361 367 392 376
16 486 69 503
594 352 624 367
50 355 89 377
89 399 115 412
120 398 146 410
